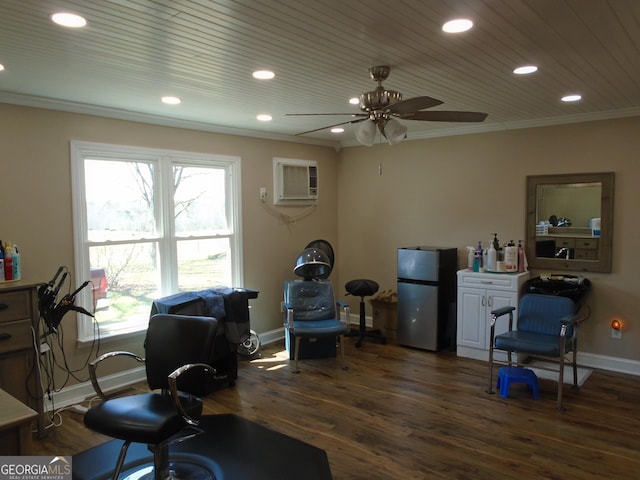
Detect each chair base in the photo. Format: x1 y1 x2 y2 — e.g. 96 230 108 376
73 414 333 480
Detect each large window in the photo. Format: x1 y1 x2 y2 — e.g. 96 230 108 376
71 141 242 342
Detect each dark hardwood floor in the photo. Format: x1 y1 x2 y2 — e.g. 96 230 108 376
33 340 640 479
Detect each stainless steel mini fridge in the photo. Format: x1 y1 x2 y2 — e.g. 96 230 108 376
397 246 457 351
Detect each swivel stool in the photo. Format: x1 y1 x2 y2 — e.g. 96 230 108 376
345 279 386 348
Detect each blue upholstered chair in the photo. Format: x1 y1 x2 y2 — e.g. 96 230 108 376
283 279 349 373
487 293 587 410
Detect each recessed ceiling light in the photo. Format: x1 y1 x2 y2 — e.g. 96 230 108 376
256 114 272 121
51 12 87 28
331 127 344 133
514 65 538 75
161 96 181 105
348 97 360 105
442 19 473 33
0 64 4 72
561 94 582 102
252 70 275 80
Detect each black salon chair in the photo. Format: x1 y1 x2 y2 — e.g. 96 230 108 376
84 314 222 480
345 279 386 347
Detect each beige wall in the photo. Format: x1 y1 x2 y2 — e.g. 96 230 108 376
0 103 339 372
2 103 638 386
337 116 640 363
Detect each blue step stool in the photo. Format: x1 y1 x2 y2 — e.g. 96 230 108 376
497 367 540 400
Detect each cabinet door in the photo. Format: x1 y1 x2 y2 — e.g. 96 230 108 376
457 287 485 349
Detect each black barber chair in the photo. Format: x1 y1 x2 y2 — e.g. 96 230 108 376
84 314 222 480
345 279 386 347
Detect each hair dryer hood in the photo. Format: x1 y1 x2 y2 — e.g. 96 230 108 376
294 248 331 280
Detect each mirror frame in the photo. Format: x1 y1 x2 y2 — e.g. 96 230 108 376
525 172 614 273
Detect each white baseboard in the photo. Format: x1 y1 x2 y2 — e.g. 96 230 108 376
45 366 146 413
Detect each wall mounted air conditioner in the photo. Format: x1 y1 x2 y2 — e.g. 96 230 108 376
273 158 318 205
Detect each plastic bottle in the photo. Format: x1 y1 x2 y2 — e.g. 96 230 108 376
467 246 475 270
517 240 525 272
0 241 4 282
474 242 483 272
487 242 497 272
13 244 20 280
3 241 13 281
504 240 517 272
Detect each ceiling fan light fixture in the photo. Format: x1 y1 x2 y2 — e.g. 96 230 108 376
355 119 377 146
384 118 408 144
348 97 360 105
442 19 473 33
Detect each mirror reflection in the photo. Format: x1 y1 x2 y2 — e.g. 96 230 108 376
525 172 614 273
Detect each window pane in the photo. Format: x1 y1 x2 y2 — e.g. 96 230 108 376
177 238 231 291
174 165 228 235
89 242 160 332
85 159 157 242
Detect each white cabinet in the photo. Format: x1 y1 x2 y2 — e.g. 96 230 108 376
456 270 530 361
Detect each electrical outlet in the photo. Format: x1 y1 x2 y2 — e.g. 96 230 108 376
611 327 622 339
259 187 267 202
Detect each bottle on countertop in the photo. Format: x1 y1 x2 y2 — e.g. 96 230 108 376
13 244 20 280
0 241 4 281
3 241 14 281
517 240 525 273
474 241 483 272
487 241 497 272
467 246 475 270
504 240 518 272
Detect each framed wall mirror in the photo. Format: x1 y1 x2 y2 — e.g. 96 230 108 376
525 172 614 273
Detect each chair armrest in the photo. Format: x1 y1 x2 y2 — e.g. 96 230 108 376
491 306 516 318
283 302 294 331
168 363 218 426
336 301 349 322
88 351 144 401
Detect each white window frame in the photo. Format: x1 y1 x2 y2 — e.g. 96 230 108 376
70 140 243 343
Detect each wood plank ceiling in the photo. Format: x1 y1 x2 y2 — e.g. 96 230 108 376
1 0 639 147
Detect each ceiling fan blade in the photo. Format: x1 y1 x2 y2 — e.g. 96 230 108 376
388 96 443 114
399 111 488 122
295 117 368 136
286 113 367 117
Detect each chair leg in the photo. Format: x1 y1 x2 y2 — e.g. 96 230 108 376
338 334 347 370
293 336 301 374
557 356 565 411
487 342 495 394
111 440 132 480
